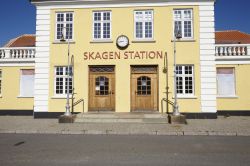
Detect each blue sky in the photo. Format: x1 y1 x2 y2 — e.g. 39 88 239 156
0 0 249 46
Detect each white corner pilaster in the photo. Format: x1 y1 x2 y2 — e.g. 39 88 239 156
199 3 217 113
34 7 50 112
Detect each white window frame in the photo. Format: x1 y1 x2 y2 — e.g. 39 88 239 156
55 12 74 41
0 70 2 96
173 9 193 39
92 11 112 40
19 69 35 98
216 68 236 97
134 10 154 40
176 65 195 97
54 66 73 96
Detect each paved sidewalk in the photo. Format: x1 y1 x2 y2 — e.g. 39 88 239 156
0 116 250 136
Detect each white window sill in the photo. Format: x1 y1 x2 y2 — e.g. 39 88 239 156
217 95 238 99
17 96 34 98
132 40 156 43
90 40 113 43
53 41 75 44
51 95 73 99
173 95 197 99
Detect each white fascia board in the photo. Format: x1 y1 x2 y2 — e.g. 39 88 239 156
32 1 215 9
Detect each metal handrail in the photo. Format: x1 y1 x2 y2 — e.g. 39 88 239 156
72 98 84 113
161 98 174 114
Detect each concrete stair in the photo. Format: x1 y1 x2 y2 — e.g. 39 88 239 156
74 112 169 124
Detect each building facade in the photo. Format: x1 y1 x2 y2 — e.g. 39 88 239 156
29 0 217 118
215 31 250 115
2 0 249 119
0 35 35 115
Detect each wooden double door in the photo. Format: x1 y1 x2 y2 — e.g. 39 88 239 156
89 66 115 112
131 66 158 112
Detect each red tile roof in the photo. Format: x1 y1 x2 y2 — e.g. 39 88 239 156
4 34 35 47
215 30 250 44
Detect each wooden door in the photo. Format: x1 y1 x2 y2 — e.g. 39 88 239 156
89 67 115 112
131 67 158 111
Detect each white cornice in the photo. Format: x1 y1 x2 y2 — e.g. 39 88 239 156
31 0 215 8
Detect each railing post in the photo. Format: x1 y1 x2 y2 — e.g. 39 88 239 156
5 49 11 58
247 45 250 56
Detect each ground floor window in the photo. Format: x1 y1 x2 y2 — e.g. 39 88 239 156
217 68 236 96
55 66 73 95
176 65 194 96
20 69 35 97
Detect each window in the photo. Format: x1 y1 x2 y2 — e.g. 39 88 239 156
95 76 109 95
217 68 236 96
176 65 194 96
134 10 153 39
55 66 73 95
56 12 73 40
0 70 2 95
20 69 35 97
93 11 111 40
137 76 151 95
173 9 193 38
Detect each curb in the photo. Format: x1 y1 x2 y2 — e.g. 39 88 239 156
0 130 249 136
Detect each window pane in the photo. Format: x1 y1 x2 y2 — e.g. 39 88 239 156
66 13 73 21
103 23 110 39
136 22 143 38
217 68 235 96
184 10 191 19
20 69 35 97
57 13 64 22
66 23 73 39
56 24 63 40
145 22 152 38
174 10 182 19
184 21 192 37
174 21 182 37
176 77 183 94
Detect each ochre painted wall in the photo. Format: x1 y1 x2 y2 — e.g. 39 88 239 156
48 6 201 113
0 66 34 110
217 64 250 111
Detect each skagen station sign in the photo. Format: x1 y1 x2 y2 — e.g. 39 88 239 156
83 51 164 60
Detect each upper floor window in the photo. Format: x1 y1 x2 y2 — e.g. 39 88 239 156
56 12 73 40
173 9 193 39
176 65 194 96
217 68 236 97
93 11 111 40
134 10 153 39
0 70 2 95
55 66 73 95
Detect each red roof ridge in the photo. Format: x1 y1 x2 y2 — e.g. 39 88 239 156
216 30 250 35
4 34 36 47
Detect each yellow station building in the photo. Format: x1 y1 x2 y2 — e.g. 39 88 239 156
0 0 250 118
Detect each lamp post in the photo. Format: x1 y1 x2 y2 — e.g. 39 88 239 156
60 27 71 116
173 30 182 116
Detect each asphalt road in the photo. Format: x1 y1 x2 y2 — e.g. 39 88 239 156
0 134 250 166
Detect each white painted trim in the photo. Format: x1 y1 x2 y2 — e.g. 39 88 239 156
0 63 35 67
92 11 112 41
199 4 216 113
215 61 250 65
134 10 154 40
33 2 215 9
217 96 238 99
34 7 50 113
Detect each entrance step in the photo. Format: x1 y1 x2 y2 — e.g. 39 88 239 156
74 113 169 124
